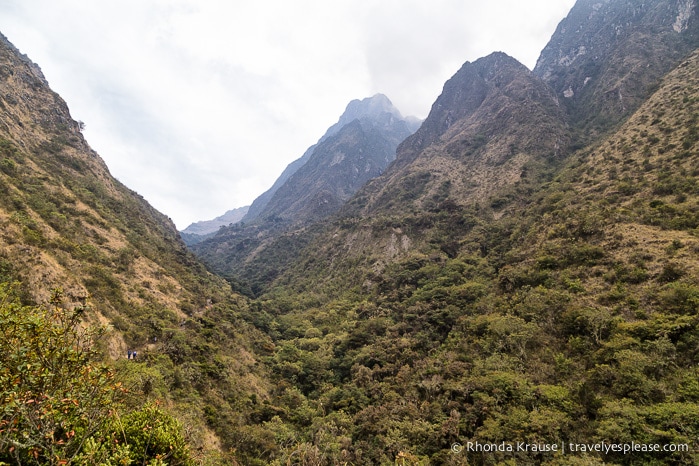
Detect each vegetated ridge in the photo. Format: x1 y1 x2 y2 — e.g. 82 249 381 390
0 32 274 464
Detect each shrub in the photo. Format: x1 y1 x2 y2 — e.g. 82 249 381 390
0 285 195 465
0 285 119 464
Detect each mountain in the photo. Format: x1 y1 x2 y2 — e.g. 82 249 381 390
0 32 273 463
259 104 416 224
180 204 249 245
244 51 699 466
534 0 699 141
352 52 568 216
192 94 419 294
239 51 571 299
258 0 699 299
242 93 419 223
5 0 699 462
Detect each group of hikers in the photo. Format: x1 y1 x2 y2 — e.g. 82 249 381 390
127 349 138 360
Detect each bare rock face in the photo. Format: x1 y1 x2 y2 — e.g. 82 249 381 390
243 93 417 223
259 106 415 224
534 0 699 138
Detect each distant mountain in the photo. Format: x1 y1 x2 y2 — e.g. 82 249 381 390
259 103 416 224
242 93 419 223
191 94 419 293
180 205 249 245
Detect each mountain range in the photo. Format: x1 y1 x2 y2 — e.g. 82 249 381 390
180 205 249 244
2 0 699 464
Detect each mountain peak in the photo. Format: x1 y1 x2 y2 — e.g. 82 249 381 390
351 50 568 215
388 52 545 173
342 93 402 121
242 94 419 223
330 94 411 136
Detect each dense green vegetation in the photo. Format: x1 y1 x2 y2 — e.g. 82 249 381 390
0 35 278 464
4 7 699 464
0 131 282 463
0 284 195 466
221 51 699 465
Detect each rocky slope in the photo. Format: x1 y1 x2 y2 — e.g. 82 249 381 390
534 0 699 140
354 52 569 216
242 93 419 223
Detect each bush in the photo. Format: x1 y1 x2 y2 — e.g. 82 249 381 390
0 284 195 465
0 285 119 464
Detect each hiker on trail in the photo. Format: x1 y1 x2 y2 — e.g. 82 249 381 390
133 351 137 360
128 349 132 359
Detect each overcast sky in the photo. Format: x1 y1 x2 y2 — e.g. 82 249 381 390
0 0 576 229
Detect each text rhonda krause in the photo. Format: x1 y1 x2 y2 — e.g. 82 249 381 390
464 441 690 454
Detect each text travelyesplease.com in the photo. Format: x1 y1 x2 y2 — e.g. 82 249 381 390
451 441 690 455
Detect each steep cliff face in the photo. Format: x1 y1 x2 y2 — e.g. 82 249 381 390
534 0 699 138
259 111 414 224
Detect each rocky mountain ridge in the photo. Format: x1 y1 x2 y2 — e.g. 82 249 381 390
233 0 699 301
242 93 419 224
534 0 699 140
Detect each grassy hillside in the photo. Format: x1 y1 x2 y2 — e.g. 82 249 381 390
0 33 279 464
4 5 699 463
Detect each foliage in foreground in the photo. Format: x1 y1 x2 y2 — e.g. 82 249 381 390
0 284 195 466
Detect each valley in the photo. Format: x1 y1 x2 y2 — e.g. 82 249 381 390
2 1 699 464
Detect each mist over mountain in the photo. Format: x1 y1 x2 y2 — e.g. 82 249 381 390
242 93 419 223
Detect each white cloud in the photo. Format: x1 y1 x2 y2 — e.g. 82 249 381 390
0 0 575 228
